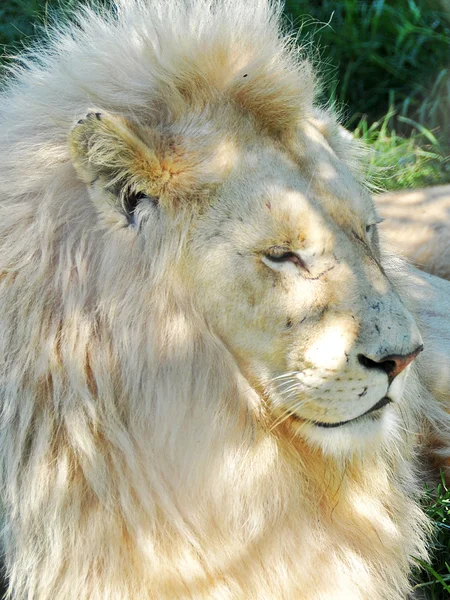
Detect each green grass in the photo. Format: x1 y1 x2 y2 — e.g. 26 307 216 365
414 474 450 599
284 0 450 147
0 1 67 51
284 0 450 190
354 107 450 191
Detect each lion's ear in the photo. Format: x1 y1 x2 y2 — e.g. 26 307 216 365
69 111 234 219
69 111 171 202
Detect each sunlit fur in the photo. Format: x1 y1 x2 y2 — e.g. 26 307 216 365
0 1 450 599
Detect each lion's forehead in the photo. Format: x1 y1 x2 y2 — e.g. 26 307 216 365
206 131 375 243
202 165 367 266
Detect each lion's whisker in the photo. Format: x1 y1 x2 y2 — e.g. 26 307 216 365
276 384 302 396
274 379 297 391
270 372 300 382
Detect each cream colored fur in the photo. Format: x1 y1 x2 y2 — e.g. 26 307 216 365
0 1 449 599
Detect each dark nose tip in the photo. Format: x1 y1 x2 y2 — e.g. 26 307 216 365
358 344 423 383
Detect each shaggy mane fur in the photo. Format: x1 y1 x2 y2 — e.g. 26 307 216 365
0 1 447 599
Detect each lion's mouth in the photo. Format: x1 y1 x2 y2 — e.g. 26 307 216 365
310 396 392 429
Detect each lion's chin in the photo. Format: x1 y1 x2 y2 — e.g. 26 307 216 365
290 404 399 457
308 396 392 429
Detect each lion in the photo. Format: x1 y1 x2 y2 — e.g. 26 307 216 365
0 1 449 599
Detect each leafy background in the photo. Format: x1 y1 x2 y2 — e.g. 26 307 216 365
0 0 449 597
284 0 450 190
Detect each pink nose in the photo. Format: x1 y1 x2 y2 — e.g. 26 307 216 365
358 345 424 383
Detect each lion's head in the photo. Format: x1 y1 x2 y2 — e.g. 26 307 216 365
68 101 422 455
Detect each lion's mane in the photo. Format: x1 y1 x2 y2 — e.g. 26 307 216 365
0 1 441 598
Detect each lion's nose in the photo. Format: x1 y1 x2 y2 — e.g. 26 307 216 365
358 344 424 383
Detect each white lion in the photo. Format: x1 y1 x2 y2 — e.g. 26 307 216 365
0 1 449 599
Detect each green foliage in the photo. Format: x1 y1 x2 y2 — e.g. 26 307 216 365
285 0 450 190
354 106 450 190
0 1 77 52
284 0 450 149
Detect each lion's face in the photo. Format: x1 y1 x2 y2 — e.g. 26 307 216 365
69 111 423 454
190 120 423 452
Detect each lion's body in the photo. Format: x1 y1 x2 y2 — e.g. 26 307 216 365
0 1 449 599
377 185 450 281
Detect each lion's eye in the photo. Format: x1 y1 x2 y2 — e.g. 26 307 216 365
263 248 307 271
266 251 298 263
